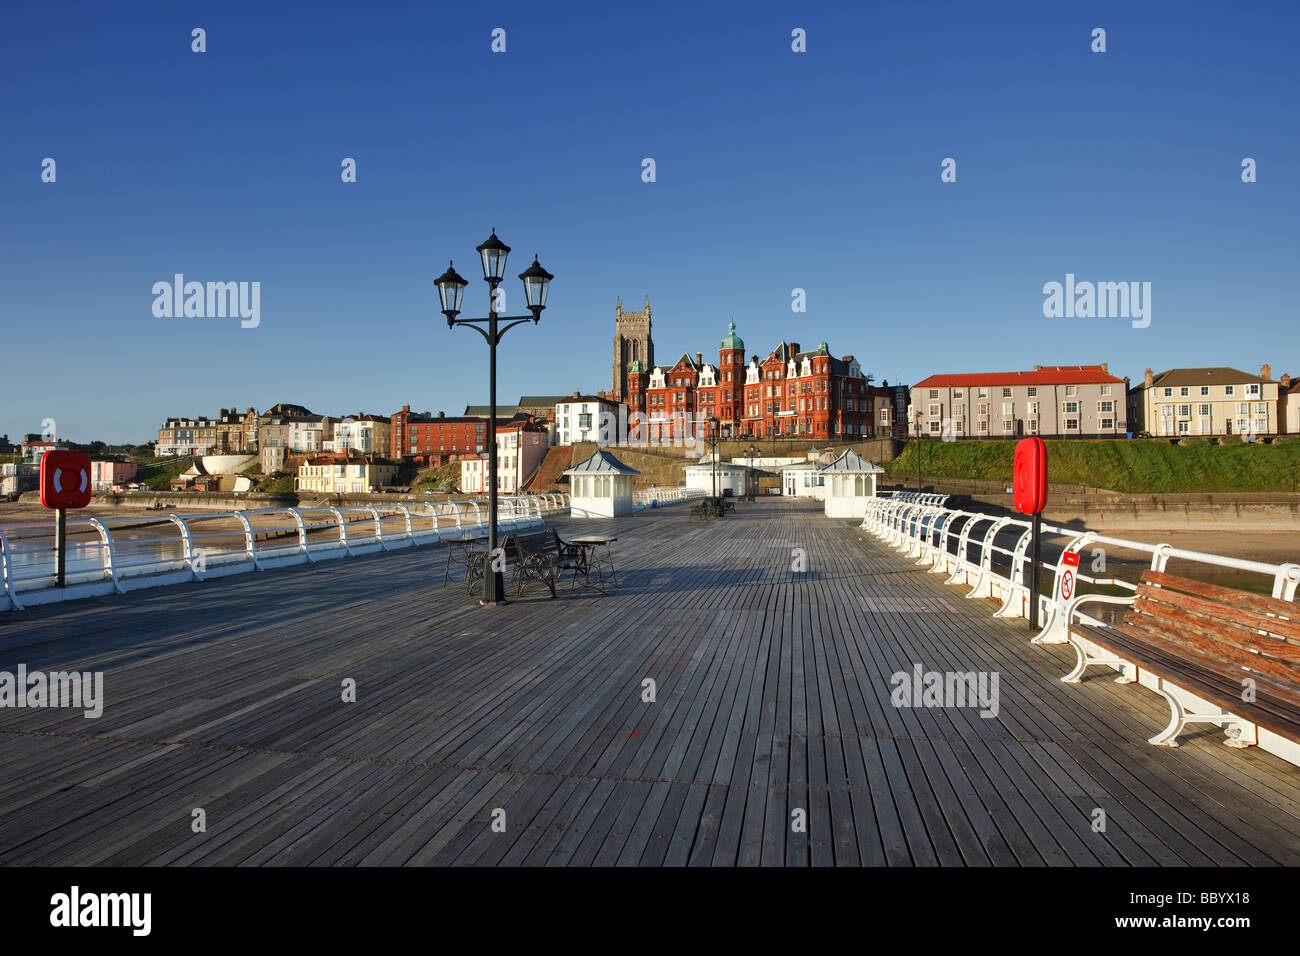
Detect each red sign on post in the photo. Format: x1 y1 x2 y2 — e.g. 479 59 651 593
40 450 93 510
1060 551 1079 601
1012 437 1048 515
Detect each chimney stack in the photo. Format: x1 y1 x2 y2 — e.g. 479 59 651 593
696 352 703 366
1101 363 1108 374
1282 373 1292 388
1143 368 1154 388
1261 363 1272 381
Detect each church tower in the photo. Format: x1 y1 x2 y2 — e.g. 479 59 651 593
612 296 654 402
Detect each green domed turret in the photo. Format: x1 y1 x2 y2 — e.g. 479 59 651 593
720 321 744 351
629 358 645 374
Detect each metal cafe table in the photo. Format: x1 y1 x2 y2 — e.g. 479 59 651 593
568 534 619 589
441 533 489 592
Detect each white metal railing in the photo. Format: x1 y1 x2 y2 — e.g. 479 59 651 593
633 488 708 509
859 495 1300 644
0 494 571 611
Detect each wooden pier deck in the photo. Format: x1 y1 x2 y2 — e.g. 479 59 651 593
2 498 1298 866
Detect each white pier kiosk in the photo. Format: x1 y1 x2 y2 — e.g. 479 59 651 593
565 450 640 519
820 449 884 518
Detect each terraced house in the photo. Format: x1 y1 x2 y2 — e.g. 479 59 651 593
1128 365 1279 438
625 324 874 442
909 365 1128 439
295 454 397 494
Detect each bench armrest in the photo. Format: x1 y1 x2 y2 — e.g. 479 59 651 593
1065 592 1136 628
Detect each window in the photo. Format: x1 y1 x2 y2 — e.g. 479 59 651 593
929 389 938 399
1100 418 1114 430
1163 387 1173 397
1237 402 1250 415
1065 418 1079 430
928 420 940 433
1065 385 1076 397
928 402 941 416
1002 402 1013 415
1027 402 1039 414
1027 419 1038 434
954 403 965 416
1179 421 1190 435
1178 404 1191 417
1002 387 1012 398
977 388 988 398
1062 401 1079 414
1002 419 1014 432
1225 385 1235 396
1200 386 1210 396
1026 387 1036 397
1160 405 1173 418
1098 400 1114 413
1248 384 1260 396
1198 404 1212 416
1100 385 1111 396
1255 402 1268 414
977 403 988 416
953 389 964 398
978 420 988 432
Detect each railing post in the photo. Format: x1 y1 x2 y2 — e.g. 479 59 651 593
168 515 201 580
0 528 24 610
290 508 315 562
994 524 1033 618
234 512 260 570
366 506 387 550
330 507 351 556
87 518 125 593
1274 563 1300 601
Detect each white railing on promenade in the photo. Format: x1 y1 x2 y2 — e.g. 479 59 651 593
633 488 708 508
859 493 1300 645
0 494 570 611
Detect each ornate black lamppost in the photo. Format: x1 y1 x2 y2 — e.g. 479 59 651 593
708 416 721 502
435 231 552 605
746 442 760 500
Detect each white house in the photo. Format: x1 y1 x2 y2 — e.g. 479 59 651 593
564 450 640 518
780 461 823 498
554 394 626 446
819 449 883 518
461 420 551 494
683 453 754 497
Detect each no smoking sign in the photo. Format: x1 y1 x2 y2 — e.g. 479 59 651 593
1060 551 1080 601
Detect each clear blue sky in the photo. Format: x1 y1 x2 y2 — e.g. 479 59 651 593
2 0 1296 444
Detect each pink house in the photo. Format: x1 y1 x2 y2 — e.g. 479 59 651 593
91 460 138 490
460 419 550 494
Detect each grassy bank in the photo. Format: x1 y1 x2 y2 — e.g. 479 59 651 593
881 438 1300 493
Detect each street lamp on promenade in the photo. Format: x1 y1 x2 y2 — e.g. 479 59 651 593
708 416 721 502
436 230 553 606
746 442 760 501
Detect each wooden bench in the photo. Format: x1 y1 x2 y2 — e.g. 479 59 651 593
1064 570 1300 749
481 528 584 598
